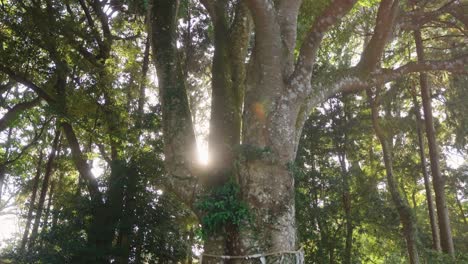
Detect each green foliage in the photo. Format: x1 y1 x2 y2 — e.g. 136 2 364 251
422 249 468 264
195 179 251 239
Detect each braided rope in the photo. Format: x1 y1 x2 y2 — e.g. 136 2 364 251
200 246 304 263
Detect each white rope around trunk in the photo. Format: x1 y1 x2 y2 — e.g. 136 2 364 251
200 246 304 263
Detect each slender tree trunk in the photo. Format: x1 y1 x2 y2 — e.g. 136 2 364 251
311 182 327 264
0 128 13 202
51 171 65 232
20 151 44 253
335 98 353 264
29 129 61 248
115 166 138 264
339 156 353 264
413 30 454 255
134 222 145 264
0 165 5 204
369 90 419 264
412 90 441 251
137 36 151 131
43 179 54 227
42 142 61 240
454 194 467 226
186 227 194 264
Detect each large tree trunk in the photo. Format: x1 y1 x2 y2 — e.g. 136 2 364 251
413 30 455 256
20 151 44 253
369 90 419 264
29 129 61 248
411 90 441 251
147 0 413 262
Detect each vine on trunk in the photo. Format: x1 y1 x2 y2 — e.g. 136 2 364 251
195 179 251 239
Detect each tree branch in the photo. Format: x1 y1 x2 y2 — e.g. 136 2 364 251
356 0 399 74
61 122 103 204
244 0 282 78
78 0 104 49
291 0 357 92
0 97 41 132
0 80 15 94
0 65 56 103
315 54 468 105
149 0 199 206
89 0 112 58
399 1 459 31
276 0 302 76
2 118 49 166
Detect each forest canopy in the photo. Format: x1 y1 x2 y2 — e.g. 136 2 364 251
0 0 467 263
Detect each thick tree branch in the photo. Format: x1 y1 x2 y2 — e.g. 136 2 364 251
399 1 460 31
90 0 111 40
448 2 468 29
292 0 357 91
149 0 199 206
244 0 282 80
0 65 55 103
206 0 251 178
78 0 104 50
61 122 103 204
90 0 112 58
0 80 15 94
314 55 468 106
356 0 399 74
0 97 41 131
276 0 302 77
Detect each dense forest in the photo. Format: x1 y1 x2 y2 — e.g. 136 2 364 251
0 0 467 263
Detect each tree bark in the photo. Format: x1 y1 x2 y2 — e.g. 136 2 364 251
369 90 419 264
0 128 13 202
149 0 199 206
454 193 467 226
413 29 455 256
334 97 353 264
203 0 250 183
0 97 41 132
20 151 44 253
146 0 462 261
411 90 441 251
29 129 61 248
0 165 5 204
339 153 353 264
115 166 138 264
